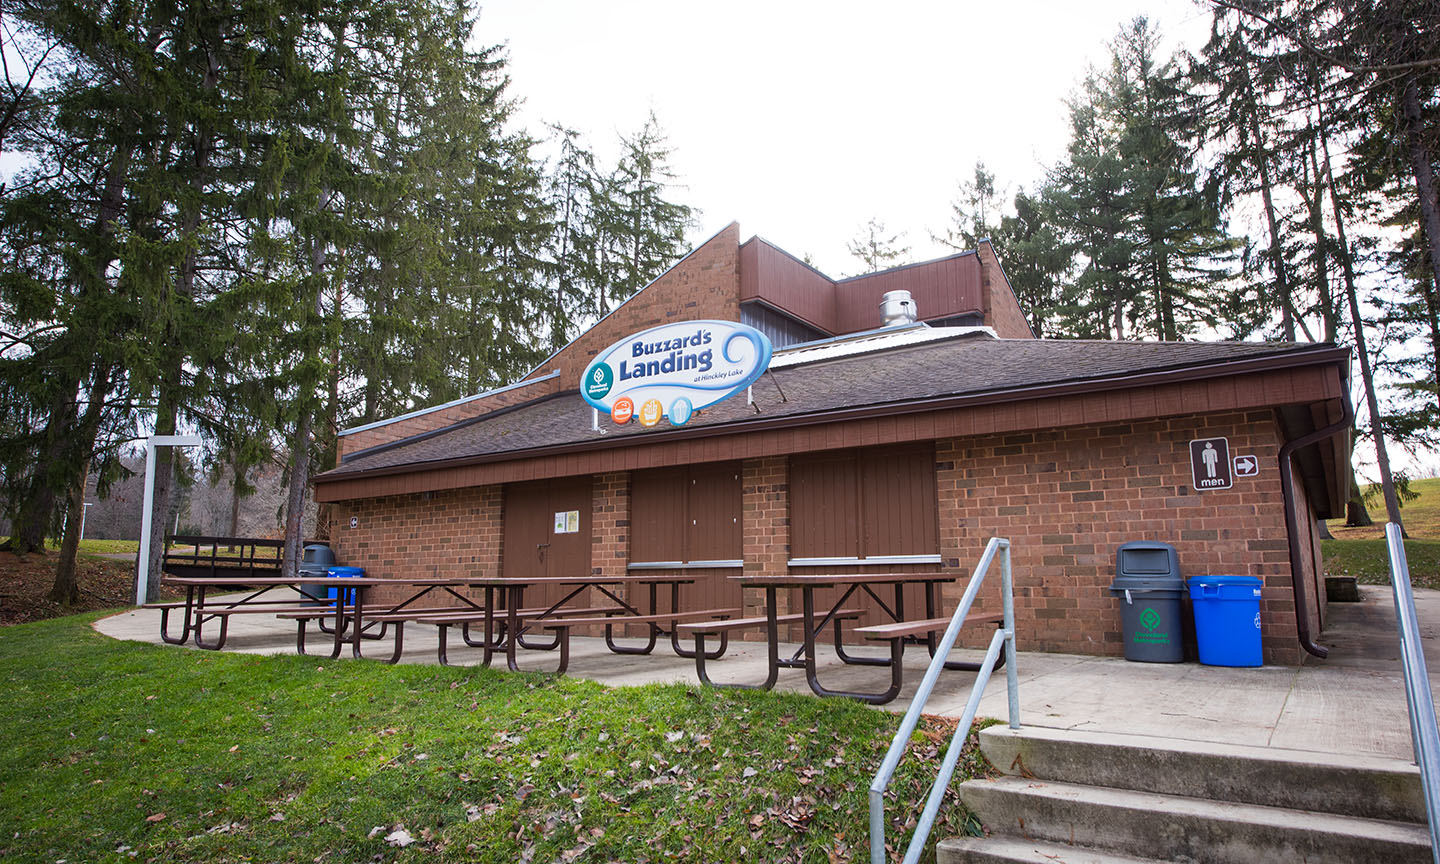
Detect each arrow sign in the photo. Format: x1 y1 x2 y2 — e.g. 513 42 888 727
1234 454 1259 477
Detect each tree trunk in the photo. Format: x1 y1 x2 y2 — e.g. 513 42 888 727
48 365 114 605
1421 266 1440 414
1243 65 1298 342
141 44 217 602
11 388 74 554
1400 78 1440 372
1345 464 1374 527
281 411 313 578
1320 120 1406 534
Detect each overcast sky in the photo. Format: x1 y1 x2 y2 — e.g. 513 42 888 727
479 0 1216 276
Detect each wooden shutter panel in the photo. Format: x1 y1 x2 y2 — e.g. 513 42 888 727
859 444 938 556
630 467 686 562
789 452 861 558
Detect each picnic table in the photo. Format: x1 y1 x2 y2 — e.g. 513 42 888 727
456 574 739 672
156 575 484 662
680 572 1000 704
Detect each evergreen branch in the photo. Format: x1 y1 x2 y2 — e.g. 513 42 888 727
1209 0 1440 75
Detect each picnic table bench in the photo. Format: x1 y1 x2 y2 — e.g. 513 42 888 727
677 608 863 689
854 612 1006 671
707 572 990 704
430 606 741 671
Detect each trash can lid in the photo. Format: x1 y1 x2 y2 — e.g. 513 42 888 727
1108 573 1186 592
326 566 364 576
1187 575 1262 587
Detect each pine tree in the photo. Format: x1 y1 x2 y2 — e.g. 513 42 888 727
935 161 1004 251
845 217 910 275
590 112 694 315
994 188 1072 338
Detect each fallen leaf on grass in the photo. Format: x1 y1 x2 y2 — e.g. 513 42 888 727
385 828 414 847
144 812 166 823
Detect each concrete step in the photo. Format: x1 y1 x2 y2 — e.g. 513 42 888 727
979 725 1426 823
958 775 1433 864
938 835 1166 864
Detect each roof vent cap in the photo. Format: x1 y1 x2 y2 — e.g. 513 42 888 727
879 290 918 327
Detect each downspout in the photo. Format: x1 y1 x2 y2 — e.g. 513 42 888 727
1278 393 1354 659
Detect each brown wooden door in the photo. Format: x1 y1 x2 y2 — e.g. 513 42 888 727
503 477 592 609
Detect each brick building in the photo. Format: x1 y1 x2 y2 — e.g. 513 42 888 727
313 223 1351 665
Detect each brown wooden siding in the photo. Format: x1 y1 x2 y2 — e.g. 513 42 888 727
790 444 937 559
861 445 939 555
687 463 742 561
315 364 1346 502
790 452 861 558
740 238 837 333
503 476 592 608
834 254 983 333
630 463 742 563
630 467 686 561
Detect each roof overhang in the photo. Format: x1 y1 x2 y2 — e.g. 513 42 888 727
314 345 1353 506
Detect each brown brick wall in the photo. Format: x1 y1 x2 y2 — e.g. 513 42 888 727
591 472 630 580
324 409 1326 663
977 240 1035 339
935 410 1307 664
337 375 562 460
328 484 502 607
742 456 790 620
525 223 744 390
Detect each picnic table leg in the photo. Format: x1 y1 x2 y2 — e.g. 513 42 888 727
604 582 659 655
350 587 367 659
504 586 523 672
801 588 903 705
691 587 778 691
499 585 569 673
669 580 728 659
158 586 194 645
192 587 230 651
938 621 1007 672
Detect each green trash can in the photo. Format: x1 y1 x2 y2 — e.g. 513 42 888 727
1108 541 1186 663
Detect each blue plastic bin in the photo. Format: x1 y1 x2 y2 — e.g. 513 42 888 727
1187 575 1263 667
321 565 364 604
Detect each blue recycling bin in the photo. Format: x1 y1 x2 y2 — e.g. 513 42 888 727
322 565 364 605
1187 575 1263 667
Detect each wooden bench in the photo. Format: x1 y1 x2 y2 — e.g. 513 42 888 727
677 609 863 690
853 612 1006 672
186 604 359 651
431 607 741 670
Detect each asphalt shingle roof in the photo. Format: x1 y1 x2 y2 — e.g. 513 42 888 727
321 332 1341 479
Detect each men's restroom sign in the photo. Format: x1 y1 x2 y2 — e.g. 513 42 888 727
1189 437 1232 490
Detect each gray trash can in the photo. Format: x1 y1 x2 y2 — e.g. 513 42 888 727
299 544 335 603
1108 541 1186 663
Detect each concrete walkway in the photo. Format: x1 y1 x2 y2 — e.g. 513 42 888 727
95 587 1440 761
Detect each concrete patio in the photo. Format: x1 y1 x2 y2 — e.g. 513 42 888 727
95 587 1440 762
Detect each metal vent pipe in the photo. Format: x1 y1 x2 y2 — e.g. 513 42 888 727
879 290 918 327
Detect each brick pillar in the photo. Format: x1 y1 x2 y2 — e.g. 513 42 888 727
742 456 789 622
591 472 630 580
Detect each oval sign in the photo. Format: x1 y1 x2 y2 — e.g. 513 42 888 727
581 320 773 424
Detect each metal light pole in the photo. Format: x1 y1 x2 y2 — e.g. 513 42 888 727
80 502 92 541
135 435 202 605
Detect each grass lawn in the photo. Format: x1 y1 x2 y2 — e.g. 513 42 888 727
1323 477 1440 589
0 613 989 863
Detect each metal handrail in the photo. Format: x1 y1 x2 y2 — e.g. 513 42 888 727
1385 523 1440 864
869 537 1018 864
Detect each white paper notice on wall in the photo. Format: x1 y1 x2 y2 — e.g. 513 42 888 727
554 510 580 534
